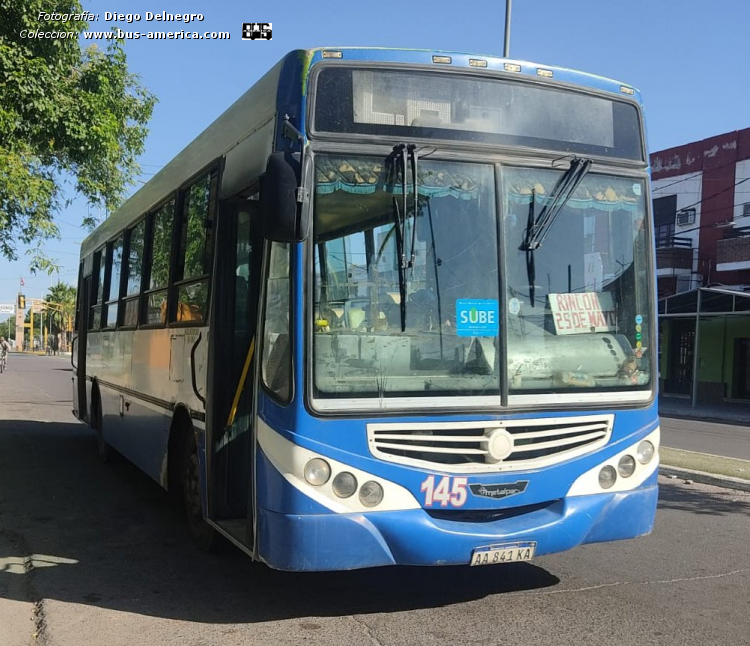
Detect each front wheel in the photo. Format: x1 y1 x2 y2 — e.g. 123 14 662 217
182 431 217 551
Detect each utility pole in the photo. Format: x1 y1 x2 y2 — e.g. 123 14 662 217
504 0 512 58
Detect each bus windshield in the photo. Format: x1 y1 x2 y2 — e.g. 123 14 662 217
313 155 500 399
311 154 651 403
503 166 651 394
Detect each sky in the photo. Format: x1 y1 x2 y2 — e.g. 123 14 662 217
2 0 748 320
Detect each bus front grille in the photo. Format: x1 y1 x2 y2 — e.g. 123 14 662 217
367 414 613 473
425 500 559 523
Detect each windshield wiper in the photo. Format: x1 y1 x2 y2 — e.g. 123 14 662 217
521 157 592 308
386 143 422 331
521 157 592 251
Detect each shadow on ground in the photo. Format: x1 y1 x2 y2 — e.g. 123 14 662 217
0 419 560 624
657 477 750 517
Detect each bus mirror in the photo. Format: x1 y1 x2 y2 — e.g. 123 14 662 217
261 152 308 242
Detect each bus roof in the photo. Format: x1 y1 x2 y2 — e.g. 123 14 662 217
80 47 641 257
300 47 641 99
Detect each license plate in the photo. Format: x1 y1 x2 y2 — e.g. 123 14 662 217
470 541 536 566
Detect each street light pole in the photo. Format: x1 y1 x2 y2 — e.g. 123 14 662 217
504 0 512 58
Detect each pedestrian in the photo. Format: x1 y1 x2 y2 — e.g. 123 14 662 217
0 336 10 369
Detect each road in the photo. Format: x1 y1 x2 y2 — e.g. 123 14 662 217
660 415 750 461
0 355 748 646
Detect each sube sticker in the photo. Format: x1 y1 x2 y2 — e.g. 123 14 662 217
456 299 499 337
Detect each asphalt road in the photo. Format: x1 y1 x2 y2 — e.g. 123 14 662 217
660 415 750 461
0 354 748 646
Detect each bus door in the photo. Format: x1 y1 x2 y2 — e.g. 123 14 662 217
207 196 262 545
73 268 92 421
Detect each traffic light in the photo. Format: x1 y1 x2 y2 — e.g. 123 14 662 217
18 294 25 310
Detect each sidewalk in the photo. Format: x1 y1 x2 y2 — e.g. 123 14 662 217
658 395 750 426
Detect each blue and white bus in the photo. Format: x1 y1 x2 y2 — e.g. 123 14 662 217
72 48 658 570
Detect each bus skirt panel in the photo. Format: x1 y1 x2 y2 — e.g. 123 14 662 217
256 469 658 571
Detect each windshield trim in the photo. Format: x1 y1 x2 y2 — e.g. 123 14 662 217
303 147 656 417
310 389 652 413
307 61 648 167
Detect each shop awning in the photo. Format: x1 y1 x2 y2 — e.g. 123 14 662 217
658 286 750 317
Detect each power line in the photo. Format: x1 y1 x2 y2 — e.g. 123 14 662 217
675 176 750 214
650 155 749 193
651 171 703 193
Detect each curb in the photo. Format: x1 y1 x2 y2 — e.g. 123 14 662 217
659 465 750 493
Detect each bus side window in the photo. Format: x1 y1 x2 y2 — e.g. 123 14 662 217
261 242 291 402
121 220 145 327
89 248 105 330
144 198 175 325
103 235 124 329
172 170 217 324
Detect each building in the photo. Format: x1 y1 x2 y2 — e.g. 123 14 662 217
652 128 750 403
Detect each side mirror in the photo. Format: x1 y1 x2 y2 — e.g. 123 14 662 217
261 152 308 242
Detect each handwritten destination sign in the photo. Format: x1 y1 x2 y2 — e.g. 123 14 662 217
549 292 615 335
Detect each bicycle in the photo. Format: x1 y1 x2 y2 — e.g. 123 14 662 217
0 350 6 374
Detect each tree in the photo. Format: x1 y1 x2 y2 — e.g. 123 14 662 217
0 0 156 271
45 282 76 351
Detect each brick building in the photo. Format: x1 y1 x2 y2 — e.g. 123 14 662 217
652 128 750 402
651 128 750 297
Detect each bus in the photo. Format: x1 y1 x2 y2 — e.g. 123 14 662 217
72 48 659 571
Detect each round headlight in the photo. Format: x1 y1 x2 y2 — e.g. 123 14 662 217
637 440 655 464
332 472 358 498
617 455 636 478
598 465 617 489
304 458 331 486
359 481 384 508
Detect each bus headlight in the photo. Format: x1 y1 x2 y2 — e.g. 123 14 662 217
598 466 617 489
304 458 331 486
637 440 655 464
617 455 636 478
332 472 358 498
359 481 384 508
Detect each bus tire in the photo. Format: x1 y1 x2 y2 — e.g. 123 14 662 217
91 387 115 464
181 428 218 552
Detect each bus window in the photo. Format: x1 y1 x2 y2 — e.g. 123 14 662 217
89 249 105 330
261 242 291 401
104 235 123 328
121 220 145 327
144 198 175 325
174 172 216 323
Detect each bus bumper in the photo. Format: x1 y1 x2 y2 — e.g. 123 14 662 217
256 471 658 571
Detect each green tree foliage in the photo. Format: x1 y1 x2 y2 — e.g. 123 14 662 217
45 282 76 349
0 0 156 271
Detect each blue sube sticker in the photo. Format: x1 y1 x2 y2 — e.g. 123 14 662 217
456 299 500 337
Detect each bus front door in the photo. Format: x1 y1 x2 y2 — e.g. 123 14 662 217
207 197 261 547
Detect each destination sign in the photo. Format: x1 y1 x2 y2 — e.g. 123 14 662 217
549 292 615 335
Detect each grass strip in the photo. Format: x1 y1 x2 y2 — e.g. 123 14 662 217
660 447 750 481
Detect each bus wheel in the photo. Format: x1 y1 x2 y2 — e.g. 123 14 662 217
182 431 217 552
93 394 114 464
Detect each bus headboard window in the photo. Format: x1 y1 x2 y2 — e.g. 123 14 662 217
314 67 643 162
